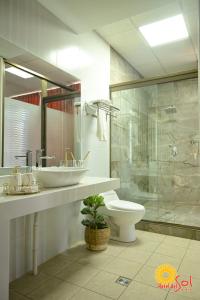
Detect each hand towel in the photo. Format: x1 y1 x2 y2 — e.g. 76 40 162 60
97 108 108 141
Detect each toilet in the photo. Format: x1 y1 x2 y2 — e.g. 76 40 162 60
100 190 145 242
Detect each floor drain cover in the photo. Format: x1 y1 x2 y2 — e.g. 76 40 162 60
116 276 132 287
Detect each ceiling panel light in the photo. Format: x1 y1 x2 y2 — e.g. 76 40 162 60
6 67 33 78
139 14 188 47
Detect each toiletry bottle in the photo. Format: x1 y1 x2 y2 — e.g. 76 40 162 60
11 166 22 192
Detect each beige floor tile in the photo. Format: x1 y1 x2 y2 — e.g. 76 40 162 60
103 240 128 257
101 257 142 278
50 254 75 265
136 230 165 242
10 272 50 295
186 243 200 262
71 288 111 300
155 244 187 259
39 255 73 276
179 260 200 280
127 238 161 252
146 252 182 269
167 293 196 300
119 280 168 300
134 265 159 288
119 247 153 264
184 249 200 263
85 271 125 299
161 236 190 248
62 244 91 261
56 262 99 287
28 277 79 300
77 252 113 268
9 290 29 300
168 276 200 300
188 239 200 249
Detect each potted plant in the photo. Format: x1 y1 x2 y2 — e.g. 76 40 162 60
81 194 110 251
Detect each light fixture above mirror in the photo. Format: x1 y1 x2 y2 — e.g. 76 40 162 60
5 66 34 79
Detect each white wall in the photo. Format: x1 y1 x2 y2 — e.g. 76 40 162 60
0 0 110 280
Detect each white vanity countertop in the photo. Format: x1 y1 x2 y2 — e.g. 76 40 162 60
0 177 120 220
0 177 120 300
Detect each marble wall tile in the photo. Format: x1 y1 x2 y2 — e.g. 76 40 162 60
110 48 141 85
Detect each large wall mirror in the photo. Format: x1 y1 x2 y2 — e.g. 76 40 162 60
2 57 81 169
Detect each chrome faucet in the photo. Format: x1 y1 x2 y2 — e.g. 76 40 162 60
36 149 56 167
15 150 32 169
36 149 43 167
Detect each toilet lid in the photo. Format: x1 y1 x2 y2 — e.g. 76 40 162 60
108 200 144 211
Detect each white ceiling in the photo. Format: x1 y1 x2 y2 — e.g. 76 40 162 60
38 0 198 77
38 0 176 34
97 1 198 77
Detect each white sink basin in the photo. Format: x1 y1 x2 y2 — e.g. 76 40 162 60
34 167 88 188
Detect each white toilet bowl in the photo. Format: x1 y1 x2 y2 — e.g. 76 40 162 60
100 190 145 242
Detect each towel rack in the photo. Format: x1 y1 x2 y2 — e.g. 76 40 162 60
85 100 120 118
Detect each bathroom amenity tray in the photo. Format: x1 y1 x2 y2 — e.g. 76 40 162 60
4 184 40 195
6 189 40 195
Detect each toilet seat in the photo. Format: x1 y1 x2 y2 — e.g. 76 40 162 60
108 200 144 211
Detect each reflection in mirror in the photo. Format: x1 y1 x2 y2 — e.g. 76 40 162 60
3 61 81 169
44 82 81 167
4 62 41 167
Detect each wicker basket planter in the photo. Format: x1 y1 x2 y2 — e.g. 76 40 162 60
85 227 110 251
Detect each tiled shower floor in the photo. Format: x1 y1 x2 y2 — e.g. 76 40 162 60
145 203 200 227
10 230 200 300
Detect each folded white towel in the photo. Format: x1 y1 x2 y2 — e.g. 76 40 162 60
97 109 108 141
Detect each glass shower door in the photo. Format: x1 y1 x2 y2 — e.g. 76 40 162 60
111 85 160 221
111 75 199 227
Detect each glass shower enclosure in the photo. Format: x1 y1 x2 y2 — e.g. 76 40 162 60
110 71 199 228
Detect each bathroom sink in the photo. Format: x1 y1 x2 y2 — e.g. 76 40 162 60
34 167 88 188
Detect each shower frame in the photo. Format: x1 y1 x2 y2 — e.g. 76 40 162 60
109 69 200 239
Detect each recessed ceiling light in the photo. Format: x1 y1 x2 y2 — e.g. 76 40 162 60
139 14 188 47
6 67 33 79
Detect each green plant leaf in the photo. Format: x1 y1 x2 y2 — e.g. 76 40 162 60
81 207 92 215
81 194 107 229
95 214 105 223
83 195 105 208
81 219 91 227
83 195 97 207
